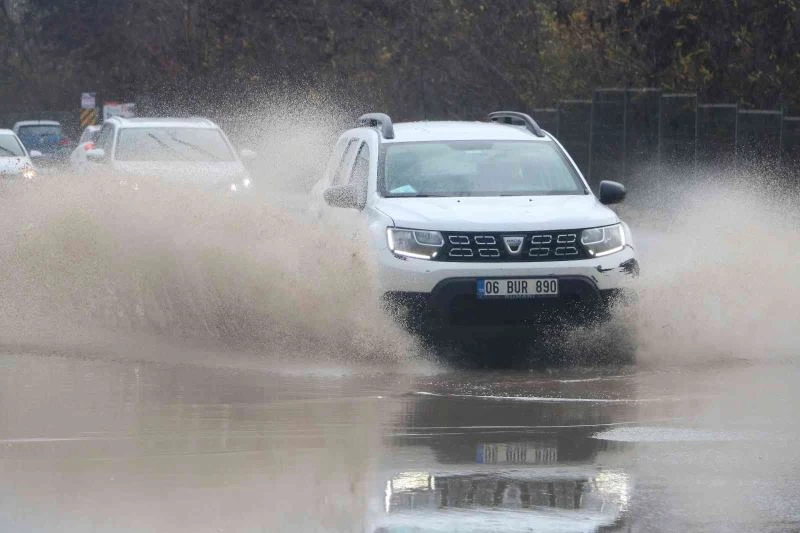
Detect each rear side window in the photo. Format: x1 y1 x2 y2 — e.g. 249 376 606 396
94 125 114 153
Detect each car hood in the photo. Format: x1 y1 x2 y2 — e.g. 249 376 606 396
112 161 249 186
374 195 619 231
0 157 33 176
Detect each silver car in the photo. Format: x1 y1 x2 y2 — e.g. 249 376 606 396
85 117 255 192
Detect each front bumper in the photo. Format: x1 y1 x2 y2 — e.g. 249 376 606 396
385 278 628 329
377 246 638 332
377 244 638 293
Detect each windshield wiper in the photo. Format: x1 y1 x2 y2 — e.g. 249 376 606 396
147 133 188 161
0 147 18 156
166 133 221 161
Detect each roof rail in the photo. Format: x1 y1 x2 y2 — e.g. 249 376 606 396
357 113 395 139
488 111 545 138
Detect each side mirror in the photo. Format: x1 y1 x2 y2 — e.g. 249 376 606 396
86 148 106 162
599 180 626 205
29 150 42 158
323 185 359 209
239 148 257 161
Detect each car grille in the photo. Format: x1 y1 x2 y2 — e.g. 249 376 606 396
436 230 589 262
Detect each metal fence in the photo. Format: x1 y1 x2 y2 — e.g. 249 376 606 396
783 117 800 171
536 89 799 191
554 100 593 186
697 103 737 167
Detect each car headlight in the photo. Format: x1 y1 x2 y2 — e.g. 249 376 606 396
387 228 444 260
581 224 626 257
230 177 252 192
22 168 36 180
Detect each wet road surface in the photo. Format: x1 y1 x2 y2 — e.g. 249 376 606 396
1 352 799 532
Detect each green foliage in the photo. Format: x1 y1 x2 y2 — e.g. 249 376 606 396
1 0 798 115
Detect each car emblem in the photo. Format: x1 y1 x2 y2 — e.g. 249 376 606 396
503 236 525 255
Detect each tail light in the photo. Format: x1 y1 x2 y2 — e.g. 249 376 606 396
83 142 95 151
58 137 71 146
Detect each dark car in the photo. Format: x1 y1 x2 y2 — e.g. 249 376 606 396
12 120 73 167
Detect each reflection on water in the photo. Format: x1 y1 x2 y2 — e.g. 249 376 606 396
477 441 558 465
375 378 637 532
386 467 630 514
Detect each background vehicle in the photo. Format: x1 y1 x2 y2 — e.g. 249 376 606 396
12 120 73 168
85 117 254 192
69 125 102 170
315 112 638 359
0 129 38 180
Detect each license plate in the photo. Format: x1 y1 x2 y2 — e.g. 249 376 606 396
477 278 559 299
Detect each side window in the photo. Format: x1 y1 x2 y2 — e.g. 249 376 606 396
323 137 347 183
332 139 359 186
94 125 114 154
348 142 371 208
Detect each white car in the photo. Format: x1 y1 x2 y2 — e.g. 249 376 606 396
69 124 102 170
0 129 38 180
85 117 254 191
315 112 639 351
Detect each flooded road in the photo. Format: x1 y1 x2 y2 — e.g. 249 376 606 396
2 352 799 532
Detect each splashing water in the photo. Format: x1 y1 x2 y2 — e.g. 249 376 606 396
619 170 800 366
0 103 419 368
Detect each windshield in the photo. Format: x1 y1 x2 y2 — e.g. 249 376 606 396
0 134 26 157
17 125 63 152
382 141 586 197
115 128 235 162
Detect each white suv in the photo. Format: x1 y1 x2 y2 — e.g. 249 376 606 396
315 112 638 342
